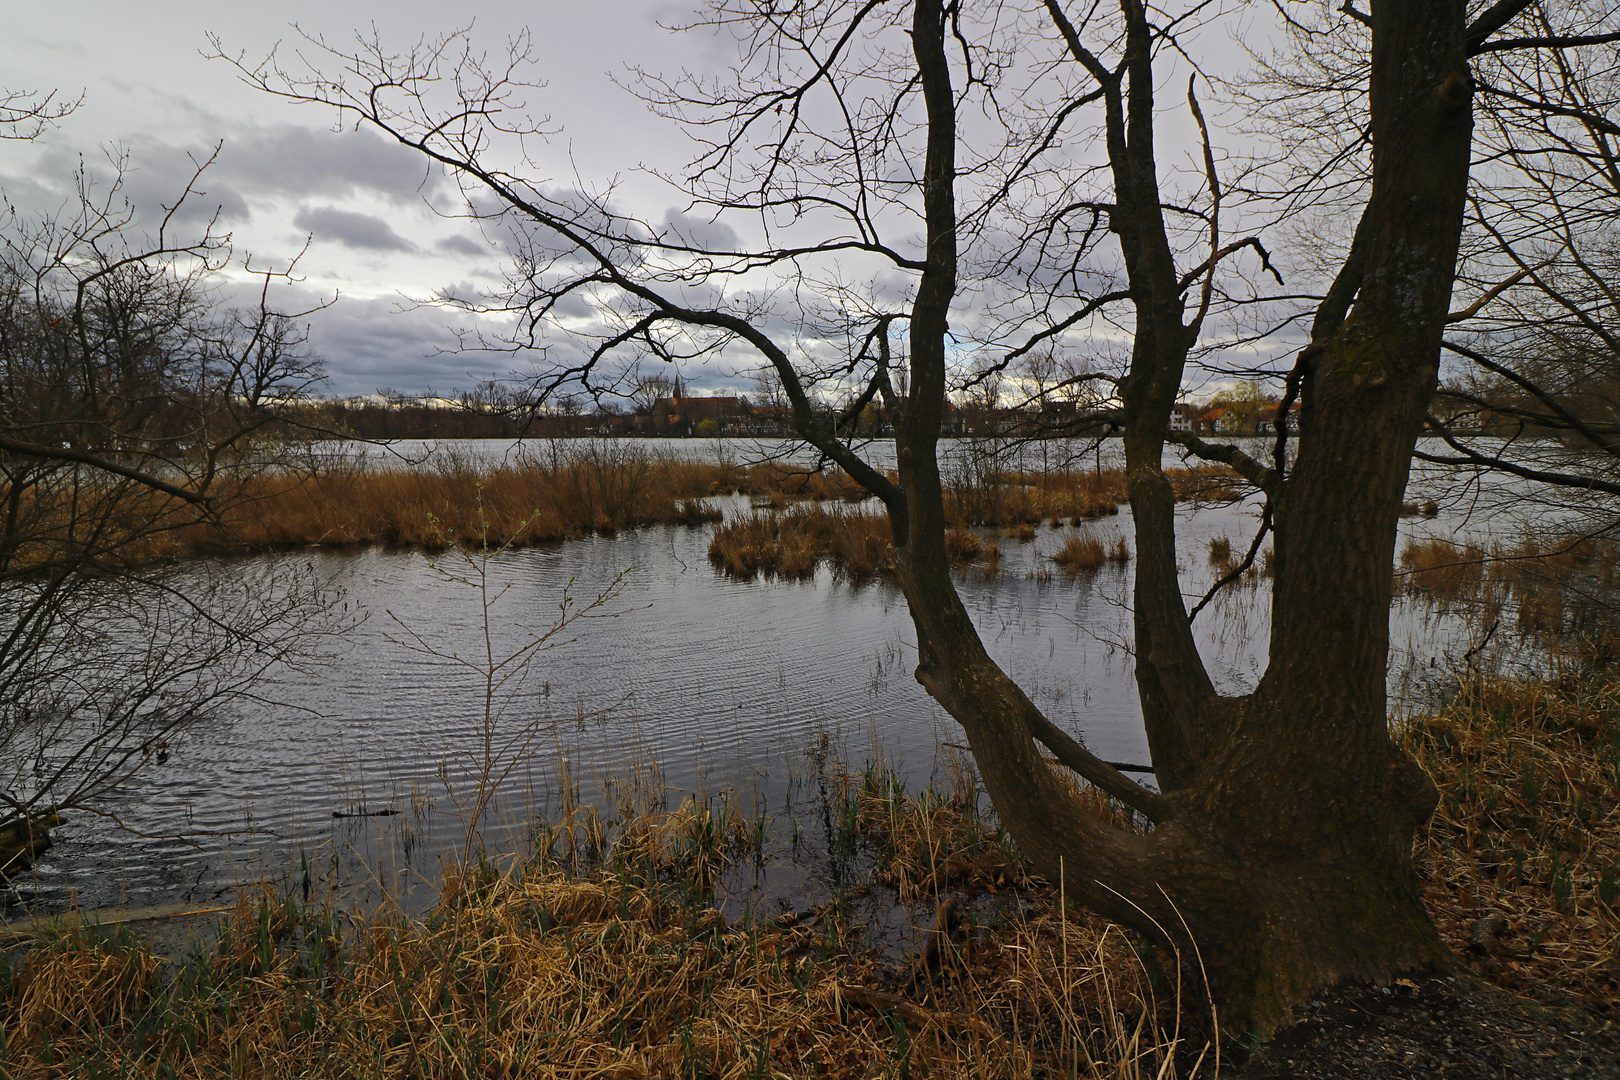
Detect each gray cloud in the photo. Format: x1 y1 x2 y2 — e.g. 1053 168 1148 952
295 295 498 397
1 123 440 237
436 234 493 258
217 124 448 204
294 206 417 251
659 206 740 252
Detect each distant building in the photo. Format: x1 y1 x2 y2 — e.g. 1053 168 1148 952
649 393 750 435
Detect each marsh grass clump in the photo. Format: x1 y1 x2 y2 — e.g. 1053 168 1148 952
107 449 1245 569
1400 538 1485 600
0 766 1211 1080
937 463 1235 528
1402 638 1620 1009
1054 534 1106 571
1166 466 1242 503
708 506 1003 581
1053 533 1130 574
707 504 893 580
1388 533 1620 640
198 451 730 552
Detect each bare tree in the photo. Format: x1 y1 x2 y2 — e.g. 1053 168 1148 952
1425 1 1620 508
224 0 1604 1029
0 146 336 868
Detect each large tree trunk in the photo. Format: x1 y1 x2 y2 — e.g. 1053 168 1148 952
888 0 1477 1034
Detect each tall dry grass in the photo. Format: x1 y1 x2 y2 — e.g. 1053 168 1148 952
0 766 1214 1079
707 505 898 580
1052 534 1131 573
1404 638 1620 1012
1392 532 1620 639
9 446 1245 568
1400 538 1486 599
53 447 1248 569
202 455 727 552
940 464 1237 528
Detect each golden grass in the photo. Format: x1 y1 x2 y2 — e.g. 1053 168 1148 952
0 768 1211 1079
1404 639 1620 1013
1388 532 1620 639
707 504 896 580
1052 534 1131 573
707 506 1011 581
1400 538 1486 600
202 457 729 552
942 465 1237 528
6 449 1245 571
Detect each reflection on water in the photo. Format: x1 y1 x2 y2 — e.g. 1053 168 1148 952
4 470 1509 922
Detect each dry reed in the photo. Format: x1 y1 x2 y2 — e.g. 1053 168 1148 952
941 465 1236 528
1053 534 1131 573
1403 638 1620 1013
707 504 896 580
0 767 1212 1079
64 451 1245 570
1400 538 1485 600
707 506 1006 581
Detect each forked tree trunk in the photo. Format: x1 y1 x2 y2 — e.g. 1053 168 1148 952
884 0 1477 1033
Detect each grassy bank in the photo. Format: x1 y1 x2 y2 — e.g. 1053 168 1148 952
1403 638 1620 1010
0 765 1199 1079
6 649 1620 1075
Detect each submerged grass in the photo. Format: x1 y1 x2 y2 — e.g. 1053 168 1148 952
0 767 1209 1079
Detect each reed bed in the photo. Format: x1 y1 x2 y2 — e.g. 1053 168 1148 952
206 455 891 555
1392 533 1620 639
1400 538 1486 600
707 504 895 580
8 446 1245 569
1402 638 1620 1012
201 458 727 552
707 463 1239 581
941 465 1236 527
706 505 1013 581
0 768 1211 1079
1051 534 1131 573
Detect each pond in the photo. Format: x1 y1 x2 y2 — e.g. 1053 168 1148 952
0 440 1542 925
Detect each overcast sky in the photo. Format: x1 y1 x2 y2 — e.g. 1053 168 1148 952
3 2 1293 400
1 2 752 396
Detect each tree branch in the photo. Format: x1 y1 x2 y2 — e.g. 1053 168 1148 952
1025 711 1169 822
0 436 215 507
1163 431 1278 494
1465 0 1537 54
